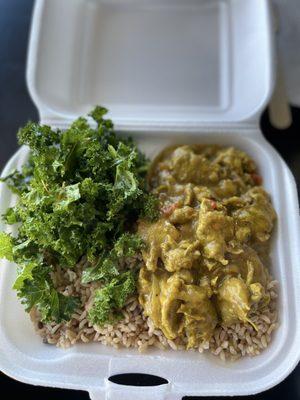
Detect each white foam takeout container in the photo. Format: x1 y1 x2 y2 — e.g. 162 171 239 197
1 0 300 398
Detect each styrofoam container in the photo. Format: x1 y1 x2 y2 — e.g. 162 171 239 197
1 0 300 398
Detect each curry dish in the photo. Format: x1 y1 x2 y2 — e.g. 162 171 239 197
0 110 278 356
138 145 276 349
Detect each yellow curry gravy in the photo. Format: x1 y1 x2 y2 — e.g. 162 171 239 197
138 145 276 348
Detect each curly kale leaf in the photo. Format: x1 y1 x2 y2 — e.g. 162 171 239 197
88 271 136 326
0 232 14 261
0 233 79 322
82 233 143 284
18 262 79 323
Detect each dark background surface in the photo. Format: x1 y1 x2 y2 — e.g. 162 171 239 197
0 0 300 399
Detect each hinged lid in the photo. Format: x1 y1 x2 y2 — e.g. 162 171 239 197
27 0 274 129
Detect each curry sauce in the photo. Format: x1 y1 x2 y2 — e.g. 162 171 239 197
138 145 276 349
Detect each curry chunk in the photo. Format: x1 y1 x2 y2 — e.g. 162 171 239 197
169 146 219 184
138 219 179 271
196 199 234 265
139 267 217 346
138 267 165 327
227 245 268 287
162 240 200 272
217 277 250 325
249 282 265 303
160 274 185 339
233 187 276 243
169 206 196 224
178 283 218 348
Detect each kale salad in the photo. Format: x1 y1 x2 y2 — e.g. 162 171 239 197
0 107 158 328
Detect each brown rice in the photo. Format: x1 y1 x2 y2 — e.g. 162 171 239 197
30 259 279 361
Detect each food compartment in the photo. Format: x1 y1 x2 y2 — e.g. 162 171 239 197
1 129 299 397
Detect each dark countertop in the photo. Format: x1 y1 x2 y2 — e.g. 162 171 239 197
0 1 299 399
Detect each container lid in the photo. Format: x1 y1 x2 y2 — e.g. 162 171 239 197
27 0 274 129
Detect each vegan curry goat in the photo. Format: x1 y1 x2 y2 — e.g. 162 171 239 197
138 145 276 349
